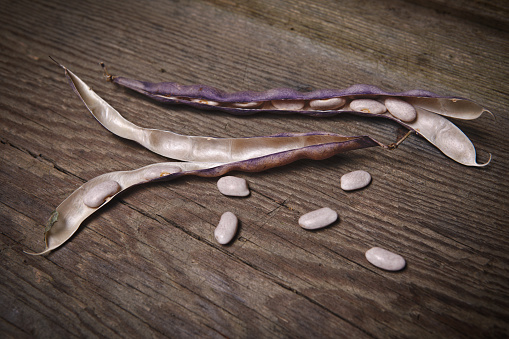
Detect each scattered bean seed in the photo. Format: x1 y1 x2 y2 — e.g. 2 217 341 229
309 97 346 110
298 207 338 230
340 170 371 191
271 99 305 110
385 98 417 122
365 247 406 271
214 211 238 245
350 99 387 114
83 180 121 208
217 176 250 196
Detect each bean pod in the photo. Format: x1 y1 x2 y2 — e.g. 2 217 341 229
107 68 491 166
26 135 381 255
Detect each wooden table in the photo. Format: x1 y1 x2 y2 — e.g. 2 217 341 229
1 0 508 337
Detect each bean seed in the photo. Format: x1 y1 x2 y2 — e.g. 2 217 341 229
350 99 387 114
365 247 406 271
309 97 346 110
298 207 338 230
340 170 371 191
232 101 263 108
83 180 121 208
214 211 238 244
217 176 250 196
191 98 219 106
385 98 417 122
271 99 305 110
143 165 182 181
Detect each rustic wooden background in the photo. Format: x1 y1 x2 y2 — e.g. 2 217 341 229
1 0 508 337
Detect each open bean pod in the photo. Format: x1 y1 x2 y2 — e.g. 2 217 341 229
63 65 386 162
27 134 380 255
108 70 491 166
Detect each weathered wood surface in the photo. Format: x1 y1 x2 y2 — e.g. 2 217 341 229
1 0 508 337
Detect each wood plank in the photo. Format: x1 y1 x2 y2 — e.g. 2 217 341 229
1 0 508 337
403 0 509 31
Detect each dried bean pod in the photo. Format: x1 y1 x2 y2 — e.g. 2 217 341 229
62 65 383 163
108 69 491 166
26 129 380 256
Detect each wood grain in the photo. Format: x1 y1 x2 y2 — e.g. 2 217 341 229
1 0 508 337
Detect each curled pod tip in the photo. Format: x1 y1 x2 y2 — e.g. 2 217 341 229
406 108 491 166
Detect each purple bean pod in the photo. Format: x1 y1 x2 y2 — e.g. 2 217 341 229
109 71 491 166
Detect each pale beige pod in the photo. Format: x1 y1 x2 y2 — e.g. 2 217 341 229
26 161 222 255
406 107 491 166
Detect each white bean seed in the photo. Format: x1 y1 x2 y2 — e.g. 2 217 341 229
214 212 238 244
385 98 417 122
340 170 371 191
190 98 220 106
143 165 182 181
298 207 338 230
350 99 387 114
271 99 305 110
365 247 406 271
309 97 346 110
217 176 250 197
83 180 121 208
232 101 263 108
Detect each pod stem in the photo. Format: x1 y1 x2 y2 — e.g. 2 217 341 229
387 130 413 150
100 62 115 82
